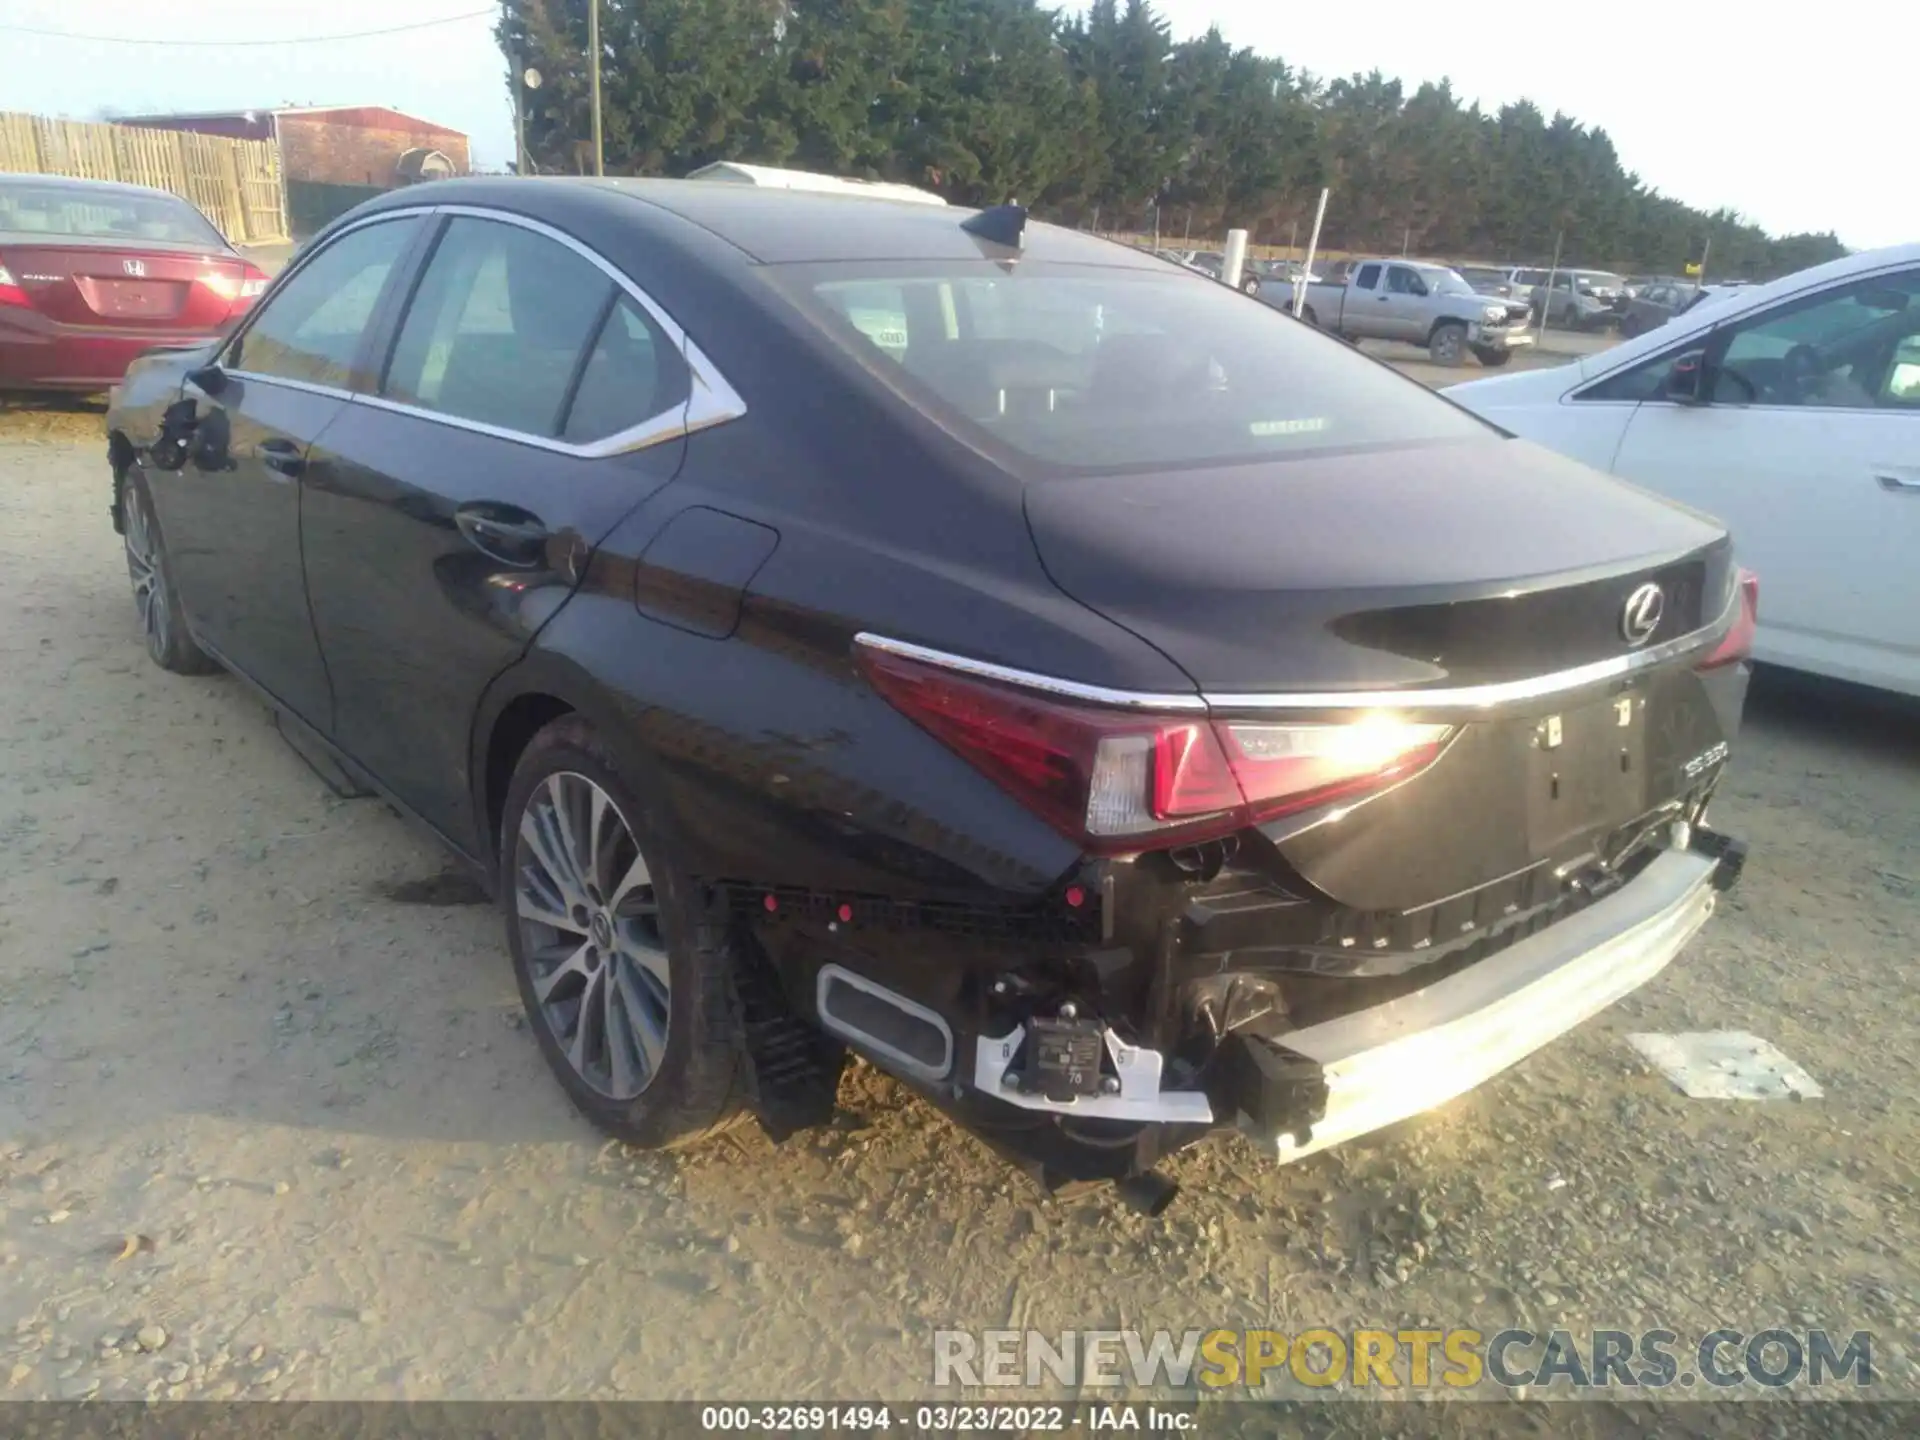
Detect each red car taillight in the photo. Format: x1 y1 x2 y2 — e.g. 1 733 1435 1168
858 645 1452 855
201 263 271 314
1699 568 1759 669
0 263 30 309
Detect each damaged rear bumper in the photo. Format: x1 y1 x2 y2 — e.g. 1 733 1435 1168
1246 843 1729 1163
957 832 1741 1175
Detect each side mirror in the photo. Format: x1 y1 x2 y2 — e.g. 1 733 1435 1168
1662 350 1709 405
186 363 228 397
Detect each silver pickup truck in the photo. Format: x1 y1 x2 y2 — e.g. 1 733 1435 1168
1286 258 1537 366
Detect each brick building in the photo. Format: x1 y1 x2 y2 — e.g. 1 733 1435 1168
118 106 470 236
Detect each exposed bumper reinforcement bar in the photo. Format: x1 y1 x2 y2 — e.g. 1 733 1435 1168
1263 847 1722 1164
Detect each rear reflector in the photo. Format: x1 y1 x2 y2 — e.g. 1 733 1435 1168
1699 569 1759 669
0 263 29 309
858 644 1452 855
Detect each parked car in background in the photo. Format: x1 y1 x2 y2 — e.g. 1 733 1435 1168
1298 258 1535 365
1530 269 1630 329
1458 265 1519 298
1242 258 1322 298
1618 281 1746 337
104 179 1753 1203
0 175 268 393
1449 242 1920 697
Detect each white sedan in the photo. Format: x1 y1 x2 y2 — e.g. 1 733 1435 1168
1448 243 1920 698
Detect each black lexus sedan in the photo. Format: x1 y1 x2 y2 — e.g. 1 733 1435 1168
104 178 1754 1207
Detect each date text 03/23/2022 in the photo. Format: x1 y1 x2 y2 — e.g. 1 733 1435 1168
698 1405 1194 1432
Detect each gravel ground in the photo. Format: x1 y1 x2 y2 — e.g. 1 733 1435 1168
0 402 1914 1411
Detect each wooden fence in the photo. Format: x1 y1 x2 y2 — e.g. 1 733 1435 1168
0 113 288 245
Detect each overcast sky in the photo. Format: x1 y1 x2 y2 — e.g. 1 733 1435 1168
0 0 1902 250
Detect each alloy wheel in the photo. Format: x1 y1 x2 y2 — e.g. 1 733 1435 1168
513 771 671 1100
123 489 171 663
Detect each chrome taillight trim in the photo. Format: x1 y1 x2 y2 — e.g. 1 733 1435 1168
854 589 1741 717
852 633 1208 712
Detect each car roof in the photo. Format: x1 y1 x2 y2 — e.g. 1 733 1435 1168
364 176 1163 269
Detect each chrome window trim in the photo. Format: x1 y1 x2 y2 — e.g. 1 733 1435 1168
218 202 747 458
354 203 746 458
203 370 355 403
855 591 1738 715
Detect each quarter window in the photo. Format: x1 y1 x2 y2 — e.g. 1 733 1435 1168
383 217 613 437
562 296 691 443
231 217 418 387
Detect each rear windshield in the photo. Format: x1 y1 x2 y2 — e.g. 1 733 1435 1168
0 182 225 247
772 261 1491 472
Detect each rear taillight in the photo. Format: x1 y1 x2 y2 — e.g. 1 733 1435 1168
0 263 29 309
858 645 1451 855
1700 568 1759 669
202 264 270 312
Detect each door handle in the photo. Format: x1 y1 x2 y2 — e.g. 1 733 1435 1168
455 503 551 567
259 438 304 477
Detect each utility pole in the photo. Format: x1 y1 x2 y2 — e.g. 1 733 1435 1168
1295 187 1329 318
1537 228 1564 338
588 0 604 176
512 55 526 175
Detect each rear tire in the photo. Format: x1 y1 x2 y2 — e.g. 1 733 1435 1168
1299 305 1318 328
120 465 218 675
1429 321 1468 366
501 716 750 1150
1472 345 1514 368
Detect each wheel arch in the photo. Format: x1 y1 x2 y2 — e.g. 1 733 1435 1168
1426 315 1469 346
470 646 702 887
107 429 136 534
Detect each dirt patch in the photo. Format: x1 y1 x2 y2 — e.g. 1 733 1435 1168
0 434 1914 1404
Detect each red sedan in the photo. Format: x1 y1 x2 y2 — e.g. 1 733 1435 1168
1 174 270 393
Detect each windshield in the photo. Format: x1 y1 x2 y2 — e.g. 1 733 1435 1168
774 261 1492 473
1430 269 1479 297
0 181 226 247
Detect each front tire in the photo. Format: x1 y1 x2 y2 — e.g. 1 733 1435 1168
502 717 749 1149
1429 321 1468 366
1472 345 1514 368
120 464 218 675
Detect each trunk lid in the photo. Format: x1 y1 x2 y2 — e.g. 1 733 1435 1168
0 243 243 329
1025 435 1743 913
1024 435 1731 695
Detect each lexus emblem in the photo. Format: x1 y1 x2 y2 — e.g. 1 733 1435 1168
1621 582 1665 647
122 258 147 277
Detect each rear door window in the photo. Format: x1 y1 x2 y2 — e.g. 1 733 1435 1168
230 217 419 388
383 216 612 437
1354 263 1382 290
